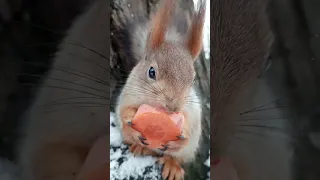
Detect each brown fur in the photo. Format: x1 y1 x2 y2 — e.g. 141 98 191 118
187 0 206 59
147 0 176 50
212 0 272 159
212 0 292 179
115 0 206 179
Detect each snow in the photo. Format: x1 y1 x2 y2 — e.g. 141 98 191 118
110 112 123 147
204 151 210 180
204 151 210 167
110 113 161 180
111 155 159 179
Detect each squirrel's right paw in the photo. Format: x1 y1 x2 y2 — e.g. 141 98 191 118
122 120 149 146
129 143 158 157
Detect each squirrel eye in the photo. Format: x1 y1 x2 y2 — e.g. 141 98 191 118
148 67 156 80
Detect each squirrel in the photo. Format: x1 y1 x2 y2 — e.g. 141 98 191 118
212 0 292 180
17 0 109 179
113 0 206 179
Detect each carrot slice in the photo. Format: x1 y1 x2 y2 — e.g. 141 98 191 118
131 104 184 149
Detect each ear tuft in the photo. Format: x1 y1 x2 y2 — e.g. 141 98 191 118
147 0 176 50
186 0 206 59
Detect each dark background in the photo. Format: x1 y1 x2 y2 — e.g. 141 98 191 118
0 0 320 179
1 0 210 179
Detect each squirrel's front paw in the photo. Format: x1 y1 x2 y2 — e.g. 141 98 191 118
122 120 149 146
159 131 189 153
158 155 185 180
129 143 158 157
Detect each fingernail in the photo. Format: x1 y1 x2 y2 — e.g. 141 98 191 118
177 135 185 139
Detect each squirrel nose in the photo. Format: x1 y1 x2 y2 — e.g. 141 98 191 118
166 106 178 113
165 95 182 113
165 103 181 113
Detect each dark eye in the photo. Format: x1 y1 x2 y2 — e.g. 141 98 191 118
148 67 156 80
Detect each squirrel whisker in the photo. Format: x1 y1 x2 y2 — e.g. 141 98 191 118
21 83 108 99
38 96 108 106
20 69 109 87
43 105 108 114
18 73 108 93
236 124 289 133
239 106 289 115
234 129 291 141
238 117 288 122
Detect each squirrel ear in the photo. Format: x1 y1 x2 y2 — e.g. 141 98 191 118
186 0 206 59
147 0 176 51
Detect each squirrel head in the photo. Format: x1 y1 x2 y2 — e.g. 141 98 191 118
125 0 206 113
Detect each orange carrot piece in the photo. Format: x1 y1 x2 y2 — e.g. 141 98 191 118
132 104 184 149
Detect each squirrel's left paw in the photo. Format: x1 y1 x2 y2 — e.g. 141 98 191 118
159 131 189 152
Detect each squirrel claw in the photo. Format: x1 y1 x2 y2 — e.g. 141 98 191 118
177 135 185 140
159 152 164 157
141 140 149 146
159 144 169 152
138 136 147 141
138 136 149 145
127 121 135 126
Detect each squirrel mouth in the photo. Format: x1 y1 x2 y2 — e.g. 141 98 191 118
138 104 184 129
155 105 176 114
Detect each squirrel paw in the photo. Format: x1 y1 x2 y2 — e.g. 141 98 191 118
129 143 158 157
159 131 189 152
122 120 149 146
158 155 185 180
